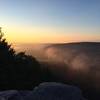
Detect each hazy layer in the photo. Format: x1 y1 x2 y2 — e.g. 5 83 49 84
14 42 100 88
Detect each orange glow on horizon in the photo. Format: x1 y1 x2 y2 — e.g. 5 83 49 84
2 26 100 44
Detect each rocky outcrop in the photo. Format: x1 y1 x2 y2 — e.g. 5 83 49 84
0 82 86 100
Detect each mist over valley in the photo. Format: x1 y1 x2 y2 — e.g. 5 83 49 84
14 42 100 89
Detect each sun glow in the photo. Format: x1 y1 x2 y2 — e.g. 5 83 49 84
2 25 99 44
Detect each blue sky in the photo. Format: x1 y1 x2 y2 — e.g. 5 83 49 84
0 0 100 43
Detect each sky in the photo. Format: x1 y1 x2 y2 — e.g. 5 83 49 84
0 0 100 43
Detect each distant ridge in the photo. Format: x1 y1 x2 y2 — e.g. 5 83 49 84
44 42 100 50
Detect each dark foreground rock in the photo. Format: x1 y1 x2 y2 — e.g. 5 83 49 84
0 82 86 100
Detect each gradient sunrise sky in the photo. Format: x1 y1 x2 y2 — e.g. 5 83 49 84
0 0 100 43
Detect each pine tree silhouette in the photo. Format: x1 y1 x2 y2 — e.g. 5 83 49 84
0 27 42 90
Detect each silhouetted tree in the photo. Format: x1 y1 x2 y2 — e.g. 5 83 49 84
0 27 42 90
